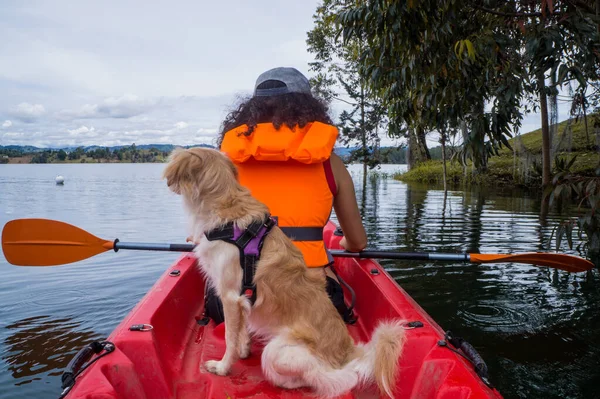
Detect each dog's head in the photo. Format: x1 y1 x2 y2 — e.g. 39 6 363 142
163 147 239 203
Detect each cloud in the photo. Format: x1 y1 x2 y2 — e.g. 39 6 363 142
197 127 217 135
57 94 158 120
174 121 188 129
68 125 95 135
2 132 24 139
98 94 157 118
2 120 11 128
9 103 46 123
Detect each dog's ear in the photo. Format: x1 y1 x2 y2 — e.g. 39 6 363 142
163 147 203 195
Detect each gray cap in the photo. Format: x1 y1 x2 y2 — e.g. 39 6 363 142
253 67 311 97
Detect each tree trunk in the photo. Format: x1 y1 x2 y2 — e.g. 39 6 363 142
360 82 367 176
416 126 432 160
461 121 468 181
407 132 414 170
538 72 551 187
583 97 590 147
441 129 448 191
360 168 367 217
408 127 427 168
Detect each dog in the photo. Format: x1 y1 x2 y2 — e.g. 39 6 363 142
163 147 406 398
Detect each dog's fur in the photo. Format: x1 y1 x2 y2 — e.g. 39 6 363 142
163 147 406 398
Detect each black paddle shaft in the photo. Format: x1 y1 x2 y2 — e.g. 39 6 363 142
329 250 470 262
112 241 471 262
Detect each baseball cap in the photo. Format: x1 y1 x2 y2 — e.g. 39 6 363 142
253 67 312 97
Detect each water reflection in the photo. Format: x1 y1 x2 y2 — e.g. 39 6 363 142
2 315 103 385
333 167 600 399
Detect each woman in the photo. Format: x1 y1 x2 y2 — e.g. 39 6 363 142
202 67 367 324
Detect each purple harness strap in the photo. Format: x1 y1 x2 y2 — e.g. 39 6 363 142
232 221 271 257
205 215 277 304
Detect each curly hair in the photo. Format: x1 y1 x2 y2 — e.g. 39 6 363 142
217 80 334 148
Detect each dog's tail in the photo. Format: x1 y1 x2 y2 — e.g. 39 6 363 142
276 321 405 398
350 320 406 398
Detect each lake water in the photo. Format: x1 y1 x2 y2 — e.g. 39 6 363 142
1 163 599 399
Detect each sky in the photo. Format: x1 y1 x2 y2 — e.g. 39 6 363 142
0 0 571 149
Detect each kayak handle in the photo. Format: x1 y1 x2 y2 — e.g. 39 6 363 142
443 331 492 388
59 341 115 398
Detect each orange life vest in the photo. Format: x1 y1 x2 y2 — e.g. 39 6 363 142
220 121 339 267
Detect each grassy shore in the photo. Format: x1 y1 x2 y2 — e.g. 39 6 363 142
395 117 600 187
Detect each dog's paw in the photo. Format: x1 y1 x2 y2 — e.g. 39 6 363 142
204 360 229 376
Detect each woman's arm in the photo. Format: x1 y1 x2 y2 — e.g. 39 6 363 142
329 153 367 252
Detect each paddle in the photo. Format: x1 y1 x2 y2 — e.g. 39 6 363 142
1 218 594 273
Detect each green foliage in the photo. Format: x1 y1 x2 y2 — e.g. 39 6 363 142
334 0 529 169
0 147 25 157
394 160 466 185
1 144 210 163
68 147 85 160
380 147 407 164
306 0 387 169
553 154 578 174
328 0 599 174
30 151 51 164
398 115 600 186
547 172 600 261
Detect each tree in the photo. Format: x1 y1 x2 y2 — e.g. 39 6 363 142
30 150 50 164
336 1 525 173
334 0 599 185
516 0 600 186
307 0 388 179
68 146 85 160
57 150 67 161
336 61 388 173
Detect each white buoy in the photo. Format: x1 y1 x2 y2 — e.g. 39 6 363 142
56 175 65 185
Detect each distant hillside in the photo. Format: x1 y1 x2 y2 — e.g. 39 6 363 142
0 145 43 153
333 147 354 157
0 143 216 164
1 142 410 165
0 143 214 153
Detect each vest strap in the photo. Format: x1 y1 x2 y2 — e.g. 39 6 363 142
279 227 324 242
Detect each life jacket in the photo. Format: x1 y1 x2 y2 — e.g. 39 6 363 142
220 121 339 267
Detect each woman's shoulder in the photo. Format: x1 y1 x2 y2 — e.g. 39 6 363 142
328 153 352 194
329 153 345 174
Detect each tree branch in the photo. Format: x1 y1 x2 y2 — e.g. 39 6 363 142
332 95 357 106
473 5 561 18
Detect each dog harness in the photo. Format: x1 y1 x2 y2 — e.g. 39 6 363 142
205 215 277 304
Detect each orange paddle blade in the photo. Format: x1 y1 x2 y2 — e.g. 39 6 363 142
470 253 594 273
2 219 114 266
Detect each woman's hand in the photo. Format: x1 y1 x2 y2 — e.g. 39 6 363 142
339 236 365 253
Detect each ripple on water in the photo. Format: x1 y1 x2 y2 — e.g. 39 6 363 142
457 301 543 333
18 290 88 307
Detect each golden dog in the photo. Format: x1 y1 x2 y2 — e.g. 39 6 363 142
163 147 406 398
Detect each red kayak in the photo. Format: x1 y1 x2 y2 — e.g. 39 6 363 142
60 222 503 399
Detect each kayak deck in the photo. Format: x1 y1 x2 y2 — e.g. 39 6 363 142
64 223 502 398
